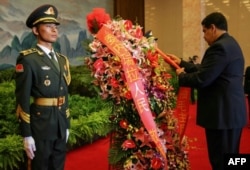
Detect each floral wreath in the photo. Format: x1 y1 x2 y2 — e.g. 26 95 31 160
85 8 189 170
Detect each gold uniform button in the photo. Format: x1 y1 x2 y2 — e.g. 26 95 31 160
60 86 63 90
37 112 41 115
58 106 61 110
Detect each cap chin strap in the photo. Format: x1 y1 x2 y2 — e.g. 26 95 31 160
32 17 59 26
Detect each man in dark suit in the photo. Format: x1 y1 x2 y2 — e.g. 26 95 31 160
244 66 250 123
169 12 247 170
15 4 71 170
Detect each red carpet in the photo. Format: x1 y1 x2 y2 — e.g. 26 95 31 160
65 137 110 170
65 103 250 170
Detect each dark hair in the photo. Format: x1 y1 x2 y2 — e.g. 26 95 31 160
201 12 228 31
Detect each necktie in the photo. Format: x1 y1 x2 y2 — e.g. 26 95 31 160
49 52 60 71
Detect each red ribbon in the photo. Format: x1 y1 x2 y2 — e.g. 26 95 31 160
156 47 180 69
156 47 191 143
96 26 168 166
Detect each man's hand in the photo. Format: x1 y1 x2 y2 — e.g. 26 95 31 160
24 136 36 159
176 68 185 75
66 129 69 143
167 54 181 65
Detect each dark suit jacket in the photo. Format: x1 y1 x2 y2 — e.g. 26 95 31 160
179 33 247 129
244 66 250 94
15 46 71 140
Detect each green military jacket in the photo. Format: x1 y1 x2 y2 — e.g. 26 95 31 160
15 46 71 140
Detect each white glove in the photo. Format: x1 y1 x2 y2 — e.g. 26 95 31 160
66 129 69 143
24 136 36 159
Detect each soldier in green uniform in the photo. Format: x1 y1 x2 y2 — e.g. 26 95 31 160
15 4 71 170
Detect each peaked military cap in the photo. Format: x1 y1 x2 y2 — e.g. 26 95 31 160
26 4 60 28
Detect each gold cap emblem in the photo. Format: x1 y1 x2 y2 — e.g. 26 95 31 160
26 4 59 28
44 7 55 15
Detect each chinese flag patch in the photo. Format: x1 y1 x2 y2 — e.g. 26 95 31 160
16 64 24 72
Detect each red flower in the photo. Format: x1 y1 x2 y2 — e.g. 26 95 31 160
133 127 145 142
122 139 136 150
135 27 143 38
133 127 153 148
151 156 163 169
156 84 166 91
93 58 104 70
163 73 172 79
124 90 132 100
147 50 158 68
119 119 128 129
124 20 133 31
110 77 119 88
86 8 111 34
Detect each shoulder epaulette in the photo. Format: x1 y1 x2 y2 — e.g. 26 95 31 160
20 48 44 56
56 52 68 59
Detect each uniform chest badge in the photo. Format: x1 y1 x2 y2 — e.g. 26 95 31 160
44 80 51 86
41 66 51 70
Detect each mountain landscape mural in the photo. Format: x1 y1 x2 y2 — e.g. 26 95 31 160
0 30 89 69
0 0 113 70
